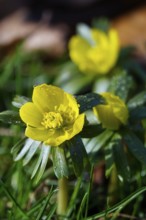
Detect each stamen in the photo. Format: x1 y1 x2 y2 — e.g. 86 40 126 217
41 112 63 129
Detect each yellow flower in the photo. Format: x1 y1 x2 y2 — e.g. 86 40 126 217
19 84 85 147
93 92 128 130
68 28 119 75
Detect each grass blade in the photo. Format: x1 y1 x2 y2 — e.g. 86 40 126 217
84 165 94 218
87 186 146 220
77 193 88 220
46 203 57 220
36 186 56 220
66 177 82 217
0 179 29 219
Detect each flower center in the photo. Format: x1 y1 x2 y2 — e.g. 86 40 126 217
41 112 63 129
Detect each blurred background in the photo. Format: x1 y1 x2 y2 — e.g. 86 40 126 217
0 0 146 59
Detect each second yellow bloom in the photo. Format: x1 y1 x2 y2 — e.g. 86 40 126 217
69 28 119 75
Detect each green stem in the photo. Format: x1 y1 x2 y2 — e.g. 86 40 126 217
57 177 68 216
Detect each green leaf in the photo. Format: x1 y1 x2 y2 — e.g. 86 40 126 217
76 23 95 45
46 204 57 220
77 193 88 220
76 93 105 113
35 145 51 183
122 59 146 82
93 76 110 93
11 137 27 156
85 130 113 153
52 146 69 179
84 165 94 218
92 18 110 33
12 95 30 108
108 69 134 101
112 140 130 182
129 106 146 120
105 141 114 178
23 140 40 165
0 110 21 124
118 46 136 62
31 144 51 182
123 132 146 166
54 61 94 94
127 91 146 109
80 124 104 138
61 74 94 94
14 138 34 161
67 135 90 177
53 61 79 86
27 196 48 216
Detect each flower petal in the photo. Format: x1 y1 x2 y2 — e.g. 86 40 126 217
94 105 120 130
20 102 43 127
66 93 79 117
107 29 120 69
32 84 68 112
25 126 54 141
113 105 129 125
93 92 128 130
65 113 85 139
69 28 119 75
69 36 90 73
44 129 67 147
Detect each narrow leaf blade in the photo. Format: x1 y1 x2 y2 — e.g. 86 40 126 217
129 106 146 120
0 110 21 124
113 140 130 182
68 135 90 177
123 132 146 166
76 93 105 113
35 145 51 183
52 146 69 179
127 91 146 109
23 140 40 165
12 95 30 108
14 138 34 161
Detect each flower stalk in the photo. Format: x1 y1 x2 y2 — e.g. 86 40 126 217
57 177 68 217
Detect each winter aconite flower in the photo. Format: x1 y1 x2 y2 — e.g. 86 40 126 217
69 28 119 75
93 92 128 130
19 84 85 146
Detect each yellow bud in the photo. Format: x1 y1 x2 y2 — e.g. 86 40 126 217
93 92 128 130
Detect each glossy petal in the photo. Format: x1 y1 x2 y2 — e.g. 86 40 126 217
32 84 68 112
20 102 42 127
25 126 54 142
69 36 90 65
44 129 67 146
65 113 85 137
94 105 120 130
66 93 79 117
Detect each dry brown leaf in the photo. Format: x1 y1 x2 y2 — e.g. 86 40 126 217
112 5 146 57
0 9 38 46
22 25 67 57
